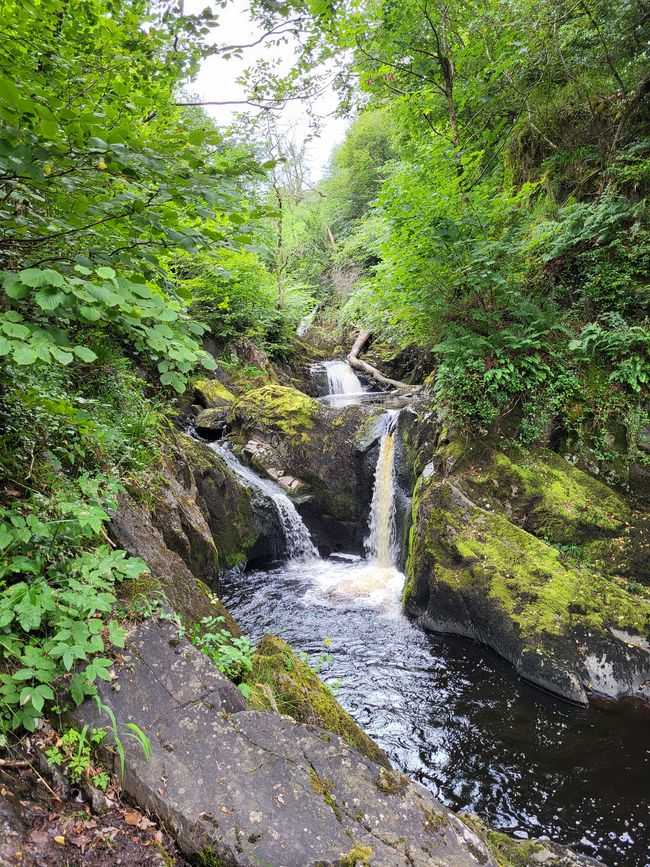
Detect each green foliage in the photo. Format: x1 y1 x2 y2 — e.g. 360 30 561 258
189 615 255 689
45 724 109 788
0 474 148 734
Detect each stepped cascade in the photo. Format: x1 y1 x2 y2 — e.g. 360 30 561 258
211 442 317 561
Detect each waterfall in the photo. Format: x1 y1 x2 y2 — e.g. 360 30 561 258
210 443 317 561
365 411 399 568
324 360 364 397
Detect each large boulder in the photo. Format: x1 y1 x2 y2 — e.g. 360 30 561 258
72 618 497 867
193 378 236 408
230 382 387 551
460 448 630 544
108 488 234 631
404 467 650 704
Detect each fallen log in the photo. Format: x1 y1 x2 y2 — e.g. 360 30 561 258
347 329 418 391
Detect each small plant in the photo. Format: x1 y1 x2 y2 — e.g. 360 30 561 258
45 723 110 789
94 696 152 778
189 615 255 693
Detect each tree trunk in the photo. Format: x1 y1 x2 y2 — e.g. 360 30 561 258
347 330 418 391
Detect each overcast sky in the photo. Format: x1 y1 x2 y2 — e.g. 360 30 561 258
185 0 348 180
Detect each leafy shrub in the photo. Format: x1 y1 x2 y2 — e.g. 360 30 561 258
0 475 148 736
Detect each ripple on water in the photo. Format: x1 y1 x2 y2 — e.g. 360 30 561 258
221 558 650 867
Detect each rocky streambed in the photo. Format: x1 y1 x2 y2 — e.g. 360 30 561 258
70 356 649 867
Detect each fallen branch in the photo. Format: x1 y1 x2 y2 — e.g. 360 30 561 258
347 329 418 391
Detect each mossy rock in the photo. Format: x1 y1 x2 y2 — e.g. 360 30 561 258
463 449 630 545
232 383 318 443
458 813 597 866
193 379 235 408
172 435 259 570
405 474 650 703
243 635 390 768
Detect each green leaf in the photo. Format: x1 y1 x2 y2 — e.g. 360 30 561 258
35 288 66 310
18 269 50 288
96 266 116 280
50 346 74 365
2 321 30 338
79 305 101 321
73 345 98 362
0 337 11 356
12 344 38 365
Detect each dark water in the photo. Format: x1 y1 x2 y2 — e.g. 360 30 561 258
222 558 650 867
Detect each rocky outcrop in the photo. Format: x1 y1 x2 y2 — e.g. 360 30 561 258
172 435 280 570
229 382 388 552
72 617 496 867
108 486 233 630
404 449 650 704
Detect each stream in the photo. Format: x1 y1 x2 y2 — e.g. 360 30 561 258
217 360 650 867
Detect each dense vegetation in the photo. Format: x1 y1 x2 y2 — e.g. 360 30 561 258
0 0 648 744
0 0 302 737
252 0 649 464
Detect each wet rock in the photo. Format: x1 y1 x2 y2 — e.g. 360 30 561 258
231 382 387 551
73 618 498 867
405 473 650 705
173 435 279 571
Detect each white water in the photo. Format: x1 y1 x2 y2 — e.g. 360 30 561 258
319 360 365 407
210 442 317 561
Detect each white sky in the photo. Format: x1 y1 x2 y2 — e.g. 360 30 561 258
185 0 348 180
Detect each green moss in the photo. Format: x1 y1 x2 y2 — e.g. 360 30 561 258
419 801 449 833
243 635 390 768
467 448 630 544
193 379 235 407
233 383 317 443
198 847 226 867
410 477 649 640
310 767 341 818
340 844 373 866
375 767 409 795
458 813 542 867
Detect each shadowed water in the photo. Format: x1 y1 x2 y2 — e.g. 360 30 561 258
221 558 650 867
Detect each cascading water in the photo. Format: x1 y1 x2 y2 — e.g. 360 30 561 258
365 410 399 568
210 442 317 561
324 360 364 397
218 406 650 866
311 359 366 407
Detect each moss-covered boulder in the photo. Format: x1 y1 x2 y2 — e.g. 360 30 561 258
462 449 630 545
231 382 388 550
232 383 318 443
243 635 391 768
193 378 235 408
405 471 650 704
194 405 231 438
